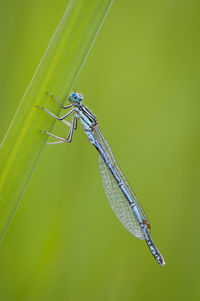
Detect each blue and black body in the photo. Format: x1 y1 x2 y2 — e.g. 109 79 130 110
39 92 165 266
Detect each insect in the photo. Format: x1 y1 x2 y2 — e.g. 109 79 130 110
38 92 165 266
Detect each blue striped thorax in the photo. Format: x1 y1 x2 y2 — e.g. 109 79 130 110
69 92 98 131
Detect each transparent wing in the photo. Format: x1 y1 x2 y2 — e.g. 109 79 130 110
94 127 150 240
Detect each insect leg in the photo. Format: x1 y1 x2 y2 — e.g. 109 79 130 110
44 115 76 144
37 105 74 120
47 92 74 109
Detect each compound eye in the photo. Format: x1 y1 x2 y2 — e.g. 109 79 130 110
69 92 83 103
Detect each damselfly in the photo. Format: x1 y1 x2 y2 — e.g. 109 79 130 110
38 92 165 266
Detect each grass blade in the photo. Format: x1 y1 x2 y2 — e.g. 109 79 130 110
0 0 113 239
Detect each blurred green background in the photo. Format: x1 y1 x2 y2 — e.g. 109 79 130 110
0 0 200 300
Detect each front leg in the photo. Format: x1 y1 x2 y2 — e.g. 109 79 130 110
47 92 74 109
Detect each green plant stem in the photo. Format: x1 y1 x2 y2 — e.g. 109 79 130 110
0 0 113 239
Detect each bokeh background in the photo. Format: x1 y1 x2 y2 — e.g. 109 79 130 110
0 0 200 300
